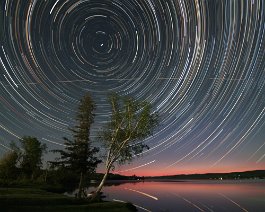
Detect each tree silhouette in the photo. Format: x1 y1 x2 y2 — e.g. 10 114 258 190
51 93 101 198
19 136 47 180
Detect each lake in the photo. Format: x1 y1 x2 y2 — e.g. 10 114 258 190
93 180 265 211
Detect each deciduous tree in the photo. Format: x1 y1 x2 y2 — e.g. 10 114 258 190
91 94 158 200
19 136 47 180
0 150 19 180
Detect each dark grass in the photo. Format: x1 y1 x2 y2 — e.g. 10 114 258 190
0 188 137 211
1 202 136 212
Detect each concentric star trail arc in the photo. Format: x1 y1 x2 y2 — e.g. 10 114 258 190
0 0 265 175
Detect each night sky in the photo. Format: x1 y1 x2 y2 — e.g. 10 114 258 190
0 0 265 176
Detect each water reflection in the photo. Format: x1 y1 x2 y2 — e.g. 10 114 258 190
96 180 265 211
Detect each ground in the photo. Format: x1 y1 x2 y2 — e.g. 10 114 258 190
0 188 137 212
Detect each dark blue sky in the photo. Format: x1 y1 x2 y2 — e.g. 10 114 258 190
0 0 265 175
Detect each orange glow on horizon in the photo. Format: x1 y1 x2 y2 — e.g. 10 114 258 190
109 162 265 177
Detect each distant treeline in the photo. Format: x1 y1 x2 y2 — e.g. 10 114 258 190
147 170 265 180
93 170 265 181
93 173 139 181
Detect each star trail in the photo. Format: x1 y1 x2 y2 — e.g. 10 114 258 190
0 0 265 176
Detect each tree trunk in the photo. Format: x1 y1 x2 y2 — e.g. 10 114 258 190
89 165 111 201
31 172 34 181
77 171 83 198
44 170 47 183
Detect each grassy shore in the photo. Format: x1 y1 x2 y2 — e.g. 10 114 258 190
0 188 137 211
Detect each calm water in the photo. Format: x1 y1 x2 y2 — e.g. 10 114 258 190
94 180 265 212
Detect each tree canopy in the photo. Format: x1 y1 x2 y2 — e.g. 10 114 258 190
0 150 19 180
19 136 47 179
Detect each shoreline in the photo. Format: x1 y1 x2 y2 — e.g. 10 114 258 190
88 178 265 187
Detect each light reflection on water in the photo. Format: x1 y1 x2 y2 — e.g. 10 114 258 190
92 180 265 212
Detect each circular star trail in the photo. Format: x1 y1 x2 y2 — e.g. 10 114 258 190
0 0 265 174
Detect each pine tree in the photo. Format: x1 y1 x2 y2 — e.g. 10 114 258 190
51 93 101 198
